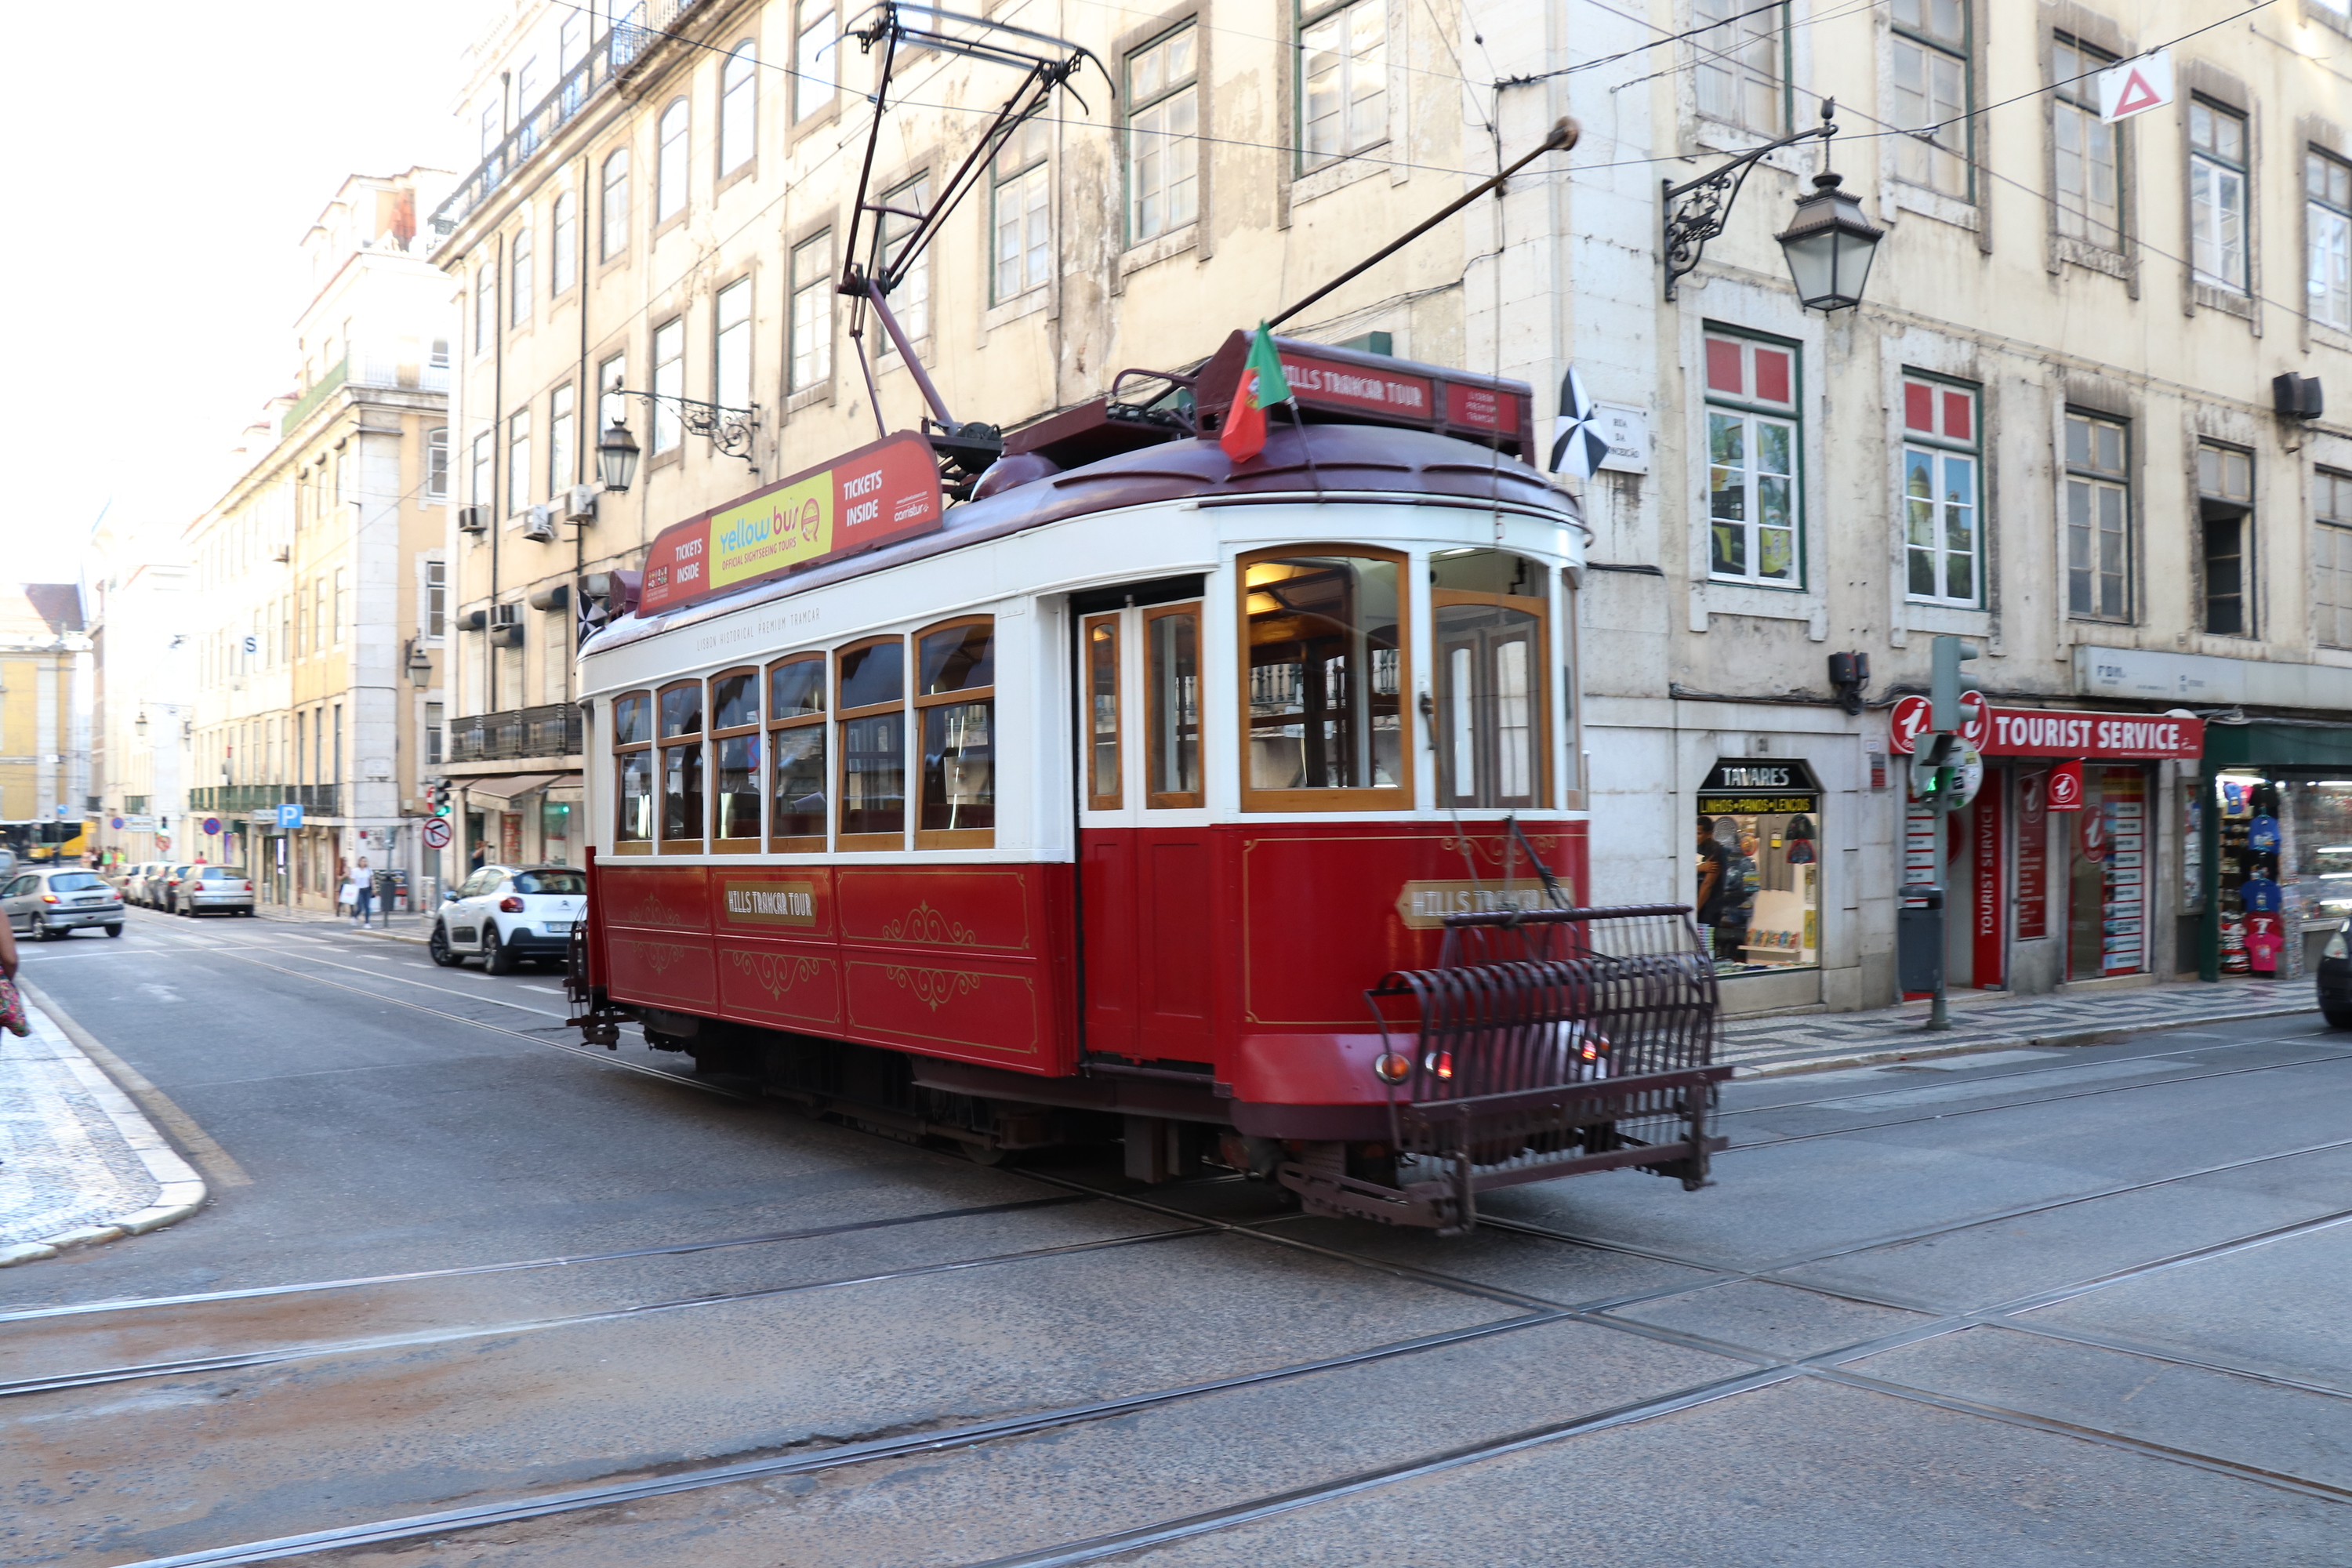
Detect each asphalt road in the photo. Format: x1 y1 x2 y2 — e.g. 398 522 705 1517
4 906 2350 1566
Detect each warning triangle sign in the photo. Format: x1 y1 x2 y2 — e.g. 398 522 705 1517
2098 51 2173 125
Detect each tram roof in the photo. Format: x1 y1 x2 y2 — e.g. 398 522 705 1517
583 422 1582 659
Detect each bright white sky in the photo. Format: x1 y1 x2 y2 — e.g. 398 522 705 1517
2 0 480 583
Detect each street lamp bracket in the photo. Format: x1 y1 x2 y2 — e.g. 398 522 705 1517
606 389 760 469
1662 100 1839 302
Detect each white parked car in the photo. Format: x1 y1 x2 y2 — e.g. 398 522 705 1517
175 866 256 916
3 868 125 939
430 864 586 974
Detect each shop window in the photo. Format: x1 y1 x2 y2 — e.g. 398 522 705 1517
917 618 996 846
2289 779 2352 939
542 800 573 866
710 666 760 851
1430 550 1546 810
1696 758 1823 973
1084 613 1120 810
1241 547 1409 811
837 637 906 847
613 689 653 851
2315 470 2352 649
1145 603 1203 808
2063 411 2129 621
2067 765 2147 979
2197 442 2253 636
768 655 827 851
2214 772 2307 978
657 680 704 853
1901 376 1980 606
1704 332 1800 587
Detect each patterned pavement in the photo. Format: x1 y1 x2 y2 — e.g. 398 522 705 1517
0 996 205 1260
1721 978 2318 1075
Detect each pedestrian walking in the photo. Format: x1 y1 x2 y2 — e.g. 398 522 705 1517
352 858 376 928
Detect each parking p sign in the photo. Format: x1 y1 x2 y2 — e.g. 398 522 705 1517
278 802 304 830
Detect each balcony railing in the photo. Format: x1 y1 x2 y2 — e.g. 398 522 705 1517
448 704 583 764
279 354 451 436
191 784 346 816
280 357 349 434
430 1 709 238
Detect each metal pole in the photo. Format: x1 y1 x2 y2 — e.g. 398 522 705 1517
1926 788 1951 1030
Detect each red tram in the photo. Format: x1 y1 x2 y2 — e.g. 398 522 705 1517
569 334 1725 1232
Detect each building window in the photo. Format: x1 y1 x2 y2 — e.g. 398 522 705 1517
796 3 837 122
916 619 996 845
548 383 575 498
2063 411 2129 621
2051 34 2119 249
2197 442 2253 637
551 191 577 294
837 636 906 845
658 680 705 851
880 176 931 349
1693 0 1787 135
598 352 627 440
2309 147 2351 331
710 666 761 849
768 655 827 850
720 40 758 172
1240 547 1410 810
314 578 328 654
430 337 451 372
479 98 502 158
508 410 532 514
2190 98 2249 293
1300 0 1387 169
790 232 833 391
474 265 495 351
652 318 684 451
332 568 347 645
1432 550 1548 811
471 430 494 509
426 426 449 501
991 119 1051 302
614 691 653 847
426 702 445 766
1901 376 1980 606
1703 332 1801 587
601 149 629 260
657 98 690 222
2317 471 2352 649
714 277 752 412
1890 0 1969 198
510 224 533 326
426 558 447 639
1127 25 1199 241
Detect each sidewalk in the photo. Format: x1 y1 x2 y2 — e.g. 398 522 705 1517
1721 977 2319 1076
0 993 207 1266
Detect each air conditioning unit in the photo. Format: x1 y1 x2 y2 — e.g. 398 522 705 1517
488 603 521 629
564 485 600 524
523 504 557 542
270 545 290 563
456 505 489 534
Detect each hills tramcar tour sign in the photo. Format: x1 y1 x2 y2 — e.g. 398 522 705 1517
637 431 946 615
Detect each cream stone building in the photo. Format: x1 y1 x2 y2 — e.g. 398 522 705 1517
0 585 92 848
187 169 456 908
87 522 196 867
429 0 1471 874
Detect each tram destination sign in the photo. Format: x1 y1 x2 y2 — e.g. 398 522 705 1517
637 431 945 615
1193 332 1533 456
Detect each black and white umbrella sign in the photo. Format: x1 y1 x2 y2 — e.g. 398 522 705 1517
1548 368 1609 479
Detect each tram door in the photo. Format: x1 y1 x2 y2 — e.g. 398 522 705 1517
1075 584 1214 1062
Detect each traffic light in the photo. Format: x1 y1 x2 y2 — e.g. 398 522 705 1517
1929 636 1979 732
1909 732 1958 802
428 780 452 817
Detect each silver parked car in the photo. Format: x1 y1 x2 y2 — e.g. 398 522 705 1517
3 868 125 940
175 866 256 916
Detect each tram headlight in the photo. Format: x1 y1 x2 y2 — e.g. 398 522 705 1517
1422 1050 1454 1081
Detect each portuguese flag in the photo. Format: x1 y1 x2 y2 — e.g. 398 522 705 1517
1219 323 1293 463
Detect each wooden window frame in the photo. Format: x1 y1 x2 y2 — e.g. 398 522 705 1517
612 688 654 855
656 677 706 855
708 665 763 852
1238 544 1414 814
767 653 828 852
836 634 908 851
1429 577 1550 812
1145 601 1205 808
914 615 997 849
1083 612 1122 811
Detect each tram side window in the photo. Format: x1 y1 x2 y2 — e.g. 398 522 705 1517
837 637 906 847
658 680 705 853
1145 603 1203 807
768 655 827 851
1241 550 1409 810
1083 613 1120 810
1431 550 1547 810
710 667 760 851
918 617 995 846
614 689 653 850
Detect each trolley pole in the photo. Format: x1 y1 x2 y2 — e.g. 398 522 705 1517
1921 636 1979 1033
